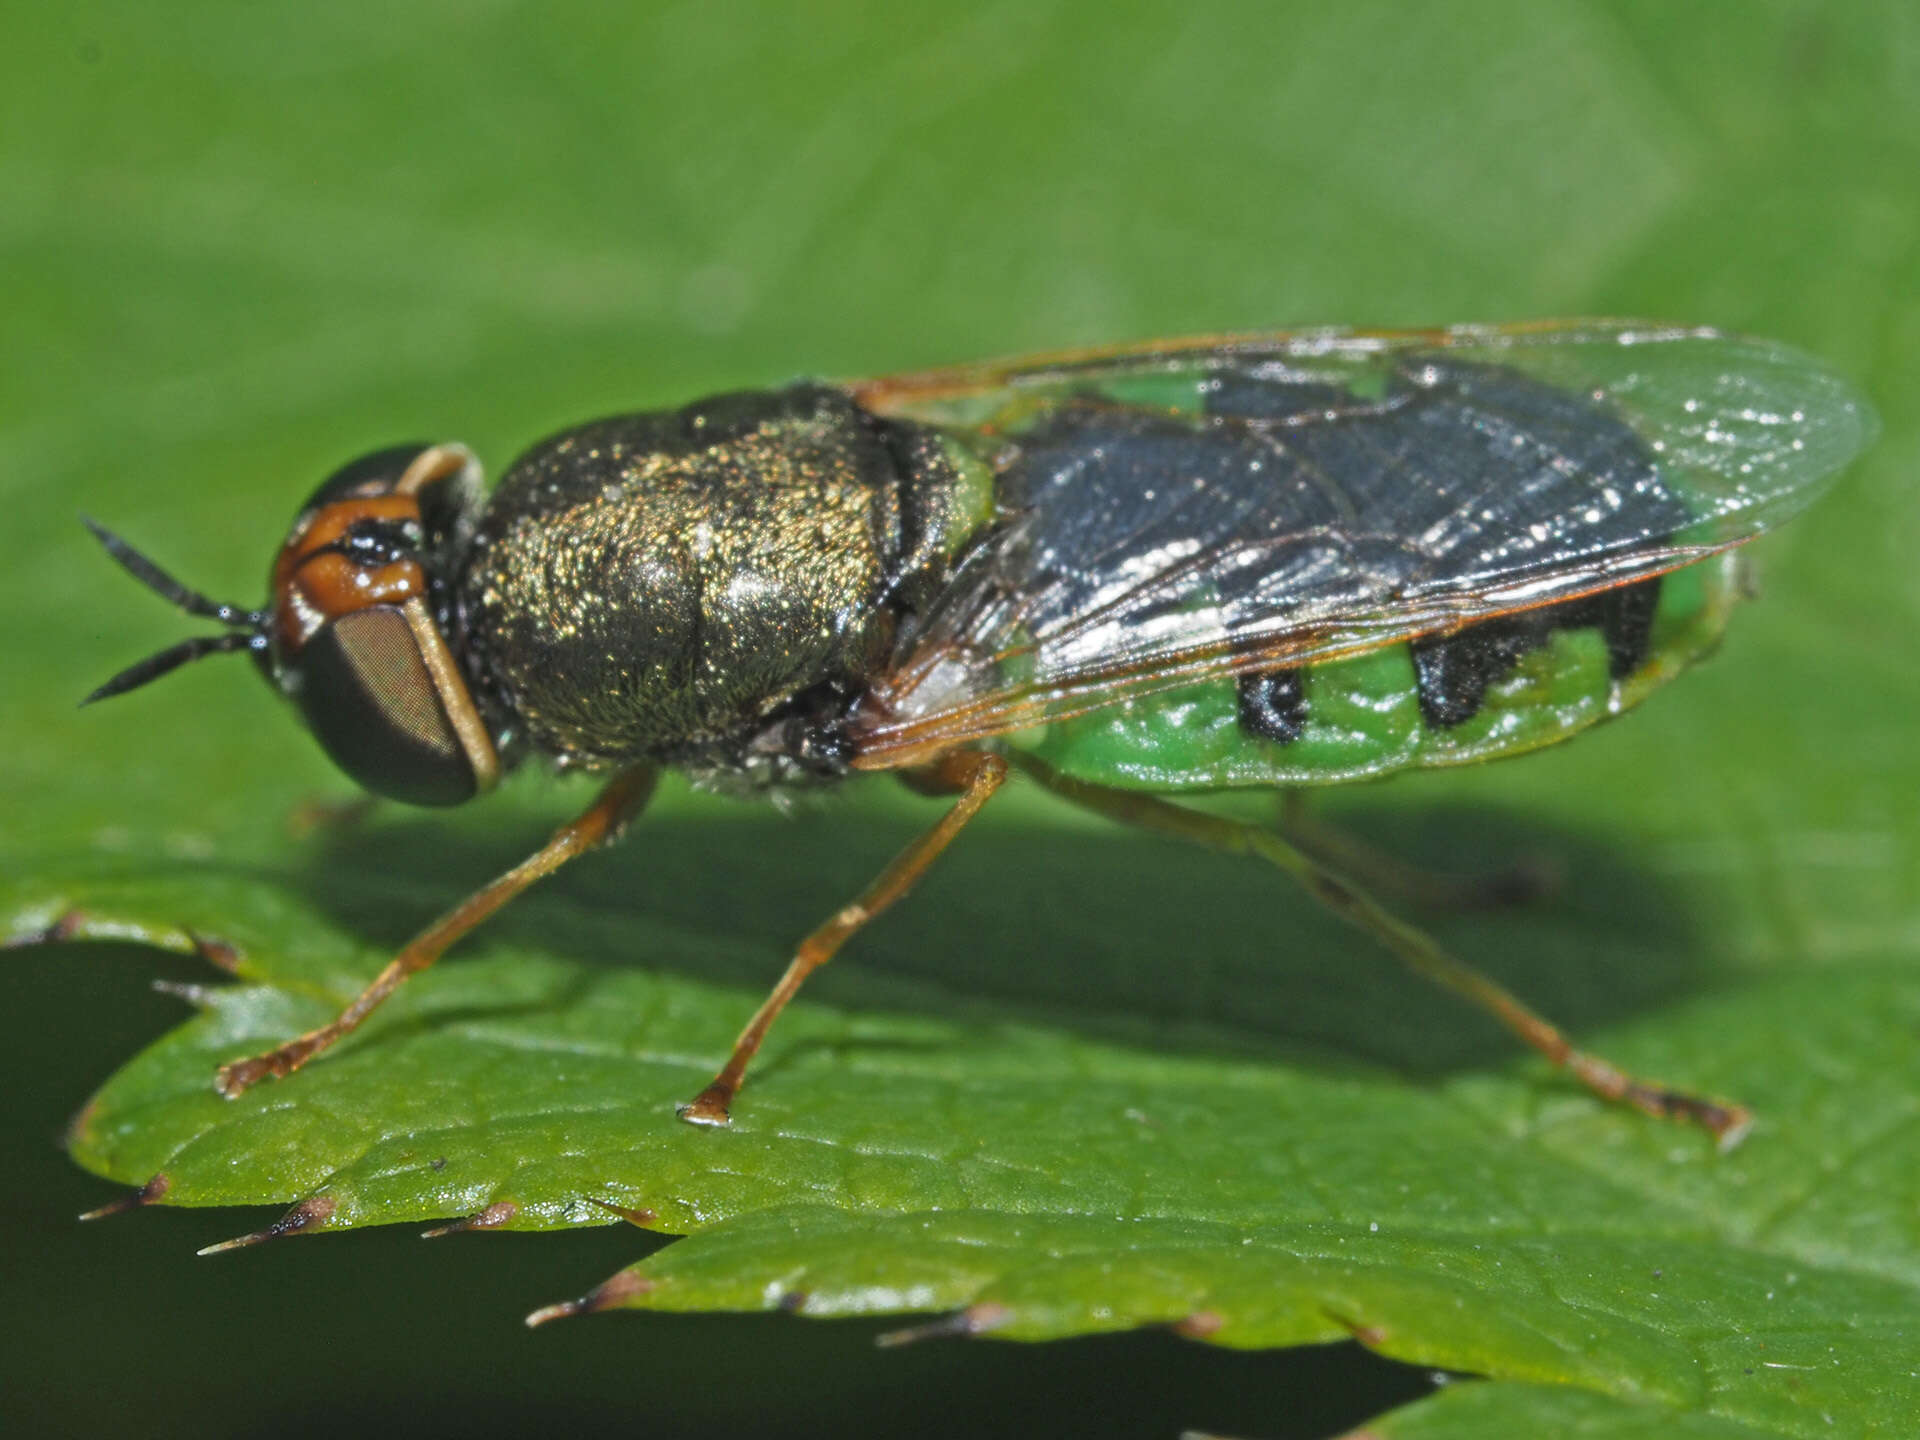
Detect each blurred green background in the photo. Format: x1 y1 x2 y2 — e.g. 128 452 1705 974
4 2 1915 1437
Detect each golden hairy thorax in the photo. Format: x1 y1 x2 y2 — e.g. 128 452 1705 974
454 386 912 771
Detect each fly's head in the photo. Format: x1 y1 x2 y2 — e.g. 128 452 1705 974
86 444 500 806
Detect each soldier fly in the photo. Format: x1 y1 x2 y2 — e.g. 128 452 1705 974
85 322 1876 1140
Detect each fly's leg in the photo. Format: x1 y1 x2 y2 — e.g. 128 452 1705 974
678 749 1008 1127
215 765 661 1098
286 792 380 841
1276 791 1560 911
1015 754 1751 1148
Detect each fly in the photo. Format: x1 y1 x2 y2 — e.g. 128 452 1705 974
84 321 1877 1142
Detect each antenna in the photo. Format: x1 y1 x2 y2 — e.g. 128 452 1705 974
80 517 269 704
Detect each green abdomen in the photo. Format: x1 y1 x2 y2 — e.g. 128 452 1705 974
1011 554 1741 791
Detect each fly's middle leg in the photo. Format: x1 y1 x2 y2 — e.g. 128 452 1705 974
678 748 1008 1127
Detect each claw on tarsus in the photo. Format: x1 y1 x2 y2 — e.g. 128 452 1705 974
675 1084 734 1127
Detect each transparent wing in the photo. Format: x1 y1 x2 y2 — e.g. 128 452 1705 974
845 322 1877 767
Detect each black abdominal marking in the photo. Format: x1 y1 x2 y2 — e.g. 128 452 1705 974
1236 667 1309 744
1410 576 1664 730
1586 578 1663 680
1234 576 1665 742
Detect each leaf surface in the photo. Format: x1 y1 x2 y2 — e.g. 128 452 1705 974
6 2 1918 1437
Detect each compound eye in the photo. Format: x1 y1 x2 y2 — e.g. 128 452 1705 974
299 445 437 512
291 606 481 806
298 443 481 537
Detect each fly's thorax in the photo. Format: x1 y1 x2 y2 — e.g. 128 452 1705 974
454 384 981 775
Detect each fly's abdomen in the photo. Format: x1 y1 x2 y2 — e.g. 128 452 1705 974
1009 553 1741 790
849 327 1869 773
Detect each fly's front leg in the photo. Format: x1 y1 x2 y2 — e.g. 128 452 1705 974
1276 791 1560 911
678 749 1008 1126
215 765 660 1097
286 792 380 841
1015 754 1750 1148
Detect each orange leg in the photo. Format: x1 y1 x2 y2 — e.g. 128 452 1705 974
1012 753 1751 1149
215 765 660 1098
678 749 1008 1126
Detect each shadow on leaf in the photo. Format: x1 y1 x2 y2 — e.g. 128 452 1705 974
291 785 1715 1084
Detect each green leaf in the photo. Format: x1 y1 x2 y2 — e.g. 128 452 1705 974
8 2 1918 1438
1358 1381 1793 1439
27 829 1920 1436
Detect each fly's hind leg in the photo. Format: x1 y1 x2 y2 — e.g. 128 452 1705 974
215 765 661 1097
1017 755 1750 1148
1276 791 1559 911
678 749 1008 1127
